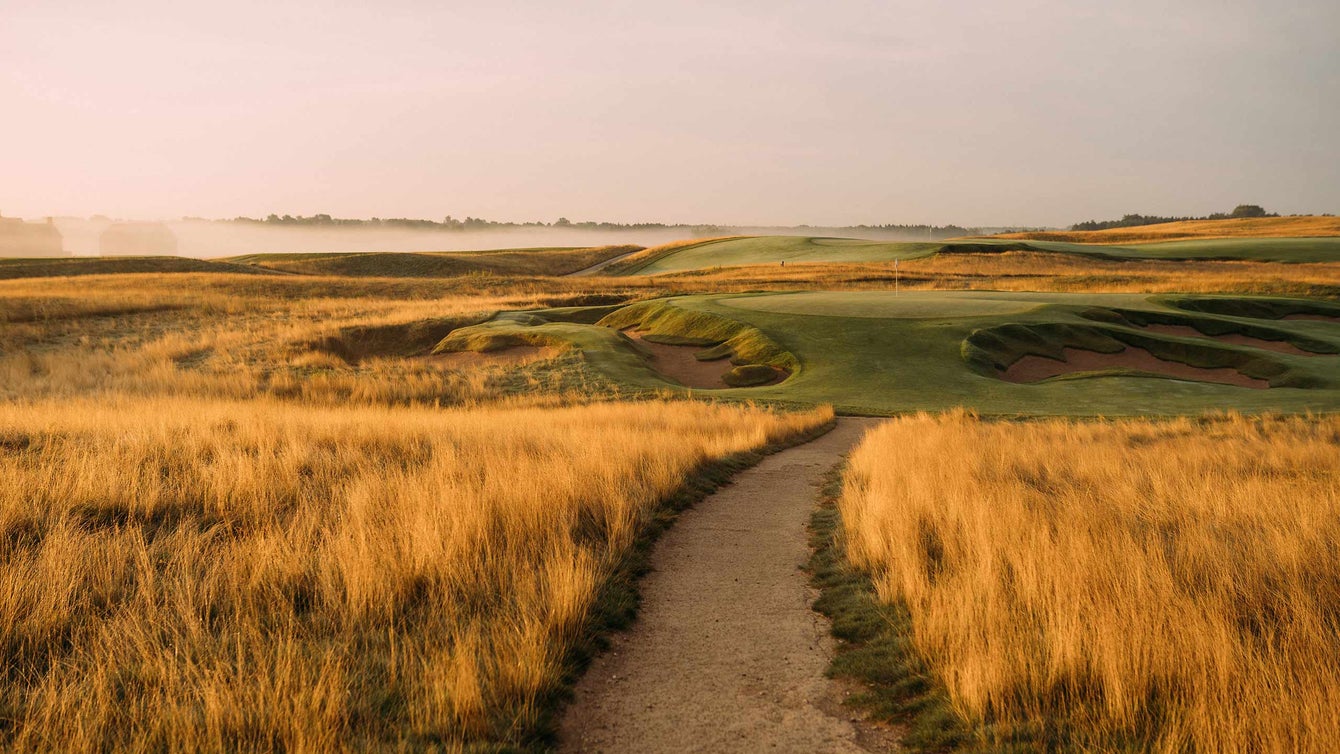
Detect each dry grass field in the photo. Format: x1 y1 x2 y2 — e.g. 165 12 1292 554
840 412 1340 752
993 215 1340 244
0 267 835 750
4 250 1339 751
0 397 829 751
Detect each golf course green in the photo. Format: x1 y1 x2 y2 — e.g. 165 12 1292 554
617 235 1340 274
439 291 1340 416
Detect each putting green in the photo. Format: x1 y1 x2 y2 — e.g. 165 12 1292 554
440 291 1340 416
620 235 1340 274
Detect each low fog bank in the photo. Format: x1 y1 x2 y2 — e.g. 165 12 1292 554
50 218 999 258
51 219 708 258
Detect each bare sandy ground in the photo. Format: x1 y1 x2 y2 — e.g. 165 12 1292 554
626 331 734 388
560 418 889 754
626 331 789 389
1003 346 1268 388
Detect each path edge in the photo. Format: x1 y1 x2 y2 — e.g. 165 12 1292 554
806 460 974 752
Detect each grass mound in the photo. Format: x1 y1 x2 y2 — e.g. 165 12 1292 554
1165 295 1340 321
1080 307 1338 355
228 246 642 278
722 364 786 387
597 299 799 373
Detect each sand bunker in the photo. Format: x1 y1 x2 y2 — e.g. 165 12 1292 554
1003 347 1269 389
626 332 733 388
427 345 558 370
1141 324 1312 356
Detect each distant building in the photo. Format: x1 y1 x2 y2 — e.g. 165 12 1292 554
100 223 178 255
0 214 65 257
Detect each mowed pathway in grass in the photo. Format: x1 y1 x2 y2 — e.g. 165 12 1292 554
560 418 886 753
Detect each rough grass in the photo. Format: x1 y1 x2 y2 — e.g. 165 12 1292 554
994 215 1340 244
227 245 642 278
0 397 831 751
840 412 1340 752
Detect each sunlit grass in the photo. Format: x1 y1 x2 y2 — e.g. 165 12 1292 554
840 412 1340 752
0 397 830 751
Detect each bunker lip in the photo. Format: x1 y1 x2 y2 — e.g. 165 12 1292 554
1139 324 1314 356
1283 313 1340 323
1002 346 1270 389
425 345 558 369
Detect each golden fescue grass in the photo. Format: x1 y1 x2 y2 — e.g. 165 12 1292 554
663 252 1340 297
899 251 1340 296
0 273 615 405
993 215 1340 243
0 396 831 751
840 412 1340 752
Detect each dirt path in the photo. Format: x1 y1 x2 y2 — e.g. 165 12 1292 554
560 418 887 753
567 247 644 276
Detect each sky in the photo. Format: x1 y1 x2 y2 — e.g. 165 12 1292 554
2 0 1337 227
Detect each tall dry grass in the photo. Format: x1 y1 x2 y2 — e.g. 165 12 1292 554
0 396 830 751
841 412 1340 752
993 215 1340 243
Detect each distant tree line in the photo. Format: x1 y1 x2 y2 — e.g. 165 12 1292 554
191 214 991 238
213 213 725 235
1071 205 1276 232
788 223 975 239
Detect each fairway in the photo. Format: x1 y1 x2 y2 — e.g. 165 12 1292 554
720 290 1043 318
620 235 1340 274
442 290 1340 416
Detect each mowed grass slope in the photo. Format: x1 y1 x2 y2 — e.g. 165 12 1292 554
840 412 1340 752
0 256 277 280
0 397 830 751
618 234 1340 273
440 291 1340 416
224 245 641 278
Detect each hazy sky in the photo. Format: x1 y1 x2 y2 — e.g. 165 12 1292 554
3 0 1337 226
